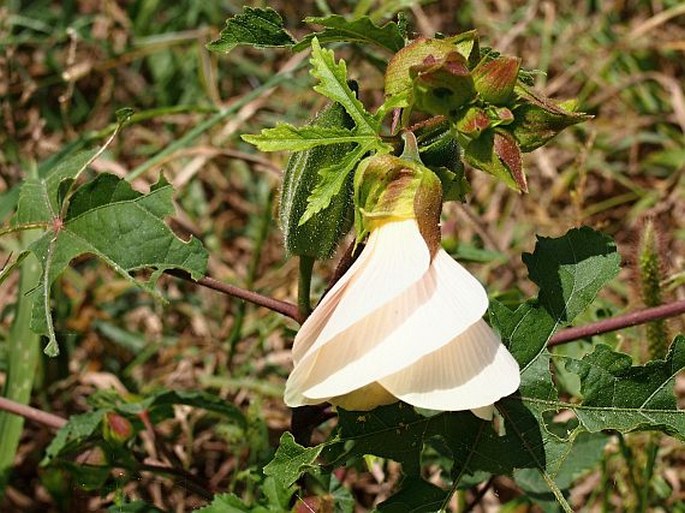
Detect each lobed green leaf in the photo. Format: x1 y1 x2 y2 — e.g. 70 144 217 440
206 7 295 54
13 171 208 356
294 15 405 53
241 124 376 152
263 432 324 489
309 38 378 134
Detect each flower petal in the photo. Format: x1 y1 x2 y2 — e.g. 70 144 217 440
378 320 520 411
286 219 431 407
313 219 431 347
294 249 491 402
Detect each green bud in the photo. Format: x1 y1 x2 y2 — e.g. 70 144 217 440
279 100 356 259
354 133 442 252
472 55 520 105
414 117 470 202
455 106 490 138
385 33 480 111
410 52 476 116
510 85 591 152
102 411 134 445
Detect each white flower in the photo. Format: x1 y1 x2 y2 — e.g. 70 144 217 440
284 218 520 420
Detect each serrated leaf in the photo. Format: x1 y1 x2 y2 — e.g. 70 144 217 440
13 149 98 225
294 15 404 53
376 477 447 512
241 124 375 152
309 38 378 134
299 142 375 225
41 410 106 465
264 432 324 488
15 172 207 355
193 493 252 513
206 7 295 54
119 389 246 428
564 336 685 438
522 226 620 323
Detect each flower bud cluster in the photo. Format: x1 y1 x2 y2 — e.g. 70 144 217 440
384 32 589 192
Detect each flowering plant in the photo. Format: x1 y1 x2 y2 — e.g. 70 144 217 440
285 138 520 419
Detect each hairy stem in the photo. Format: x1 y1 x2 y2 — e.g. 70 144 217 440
549 299 685 347
298 256 315 320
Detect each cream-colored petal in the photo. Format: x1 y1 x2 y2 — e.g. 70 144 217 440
470 405 495 420
307 219 431 352
378 320 520 411
292 219 430 364
297 249 491 401
286 219 430 406
290 256 361 364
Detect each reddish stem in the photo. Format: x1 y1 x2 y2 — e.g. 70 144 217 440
549 299 685 346
0 396 66 430
165 270 302 323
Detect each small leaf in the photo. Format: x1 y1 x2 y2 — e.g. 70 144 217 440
522 226 620 323
309 38 379 134
294 15 404 53
264 432 324 488
242 124 374 152
42 410 106 465
299 141 376 225
472 55 520 105
463 129 525 191
493 130 526 192
206 7 295 54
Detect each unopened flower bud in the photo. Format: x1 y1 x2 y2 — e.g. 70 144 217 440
410 52 476 116
103 411 134 444
472 55 520 105
354 134 442 253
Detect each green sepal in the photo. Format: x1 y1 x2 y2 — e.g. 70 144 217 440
354 135 442 251
464 128 527 192
472 55 520 105
414 117 469 202
510 85 591 152
279 101 356 259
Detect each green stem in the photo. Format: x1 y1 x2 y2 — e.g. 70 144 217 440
617 433 642 511
639 438 659 513
298 256 315 320
0 233 41 496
